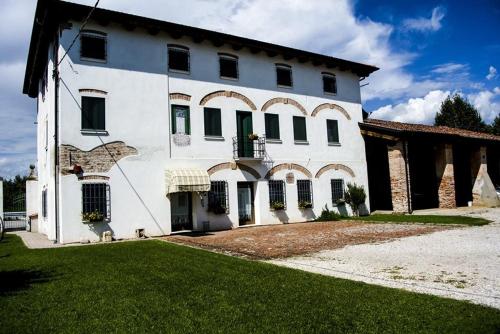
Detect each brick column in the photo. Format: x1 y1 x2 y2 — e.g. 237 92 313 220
435 144 456 208
472 146 500 207
387 141 411 213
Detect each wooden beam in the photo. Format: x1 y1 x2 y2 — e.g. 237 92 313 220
360 129 399 141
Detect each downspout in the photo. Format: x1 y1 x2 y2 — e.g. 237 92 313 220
402 139 412 214
52 29 60 243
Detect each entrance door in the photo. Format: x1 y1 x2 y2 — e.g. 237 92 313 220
237 182 254 226
236 111 254 158
170 192 193 232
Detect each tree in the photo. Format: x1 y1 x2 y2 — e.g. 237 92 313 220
434 94 487 132
490 114 500 136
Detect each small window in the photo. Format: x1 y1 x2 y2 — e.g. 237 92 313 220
269 180 286 209
168 45 190 72
265 114 280 140
82 183 110 220
276 64 292 87
293 116 307 142
171 105 190 135
297 180 313 207
81 96 105 131
323 73 337 94
327 119 339 144
219 54 238 79
204 108 222 137
208 181 229 214
42 188 48 219
80 31 107 61
331 179 344 205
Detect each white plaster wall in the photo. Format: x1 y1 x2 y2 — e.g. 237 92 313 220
45 20 370 243
0 179 3 218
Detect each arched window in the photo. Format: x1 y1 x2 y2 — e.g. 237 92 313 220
322 72 337 94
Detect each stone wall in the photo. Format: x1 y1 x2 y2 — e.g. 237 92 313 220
387 141 410 213
435 143 456 208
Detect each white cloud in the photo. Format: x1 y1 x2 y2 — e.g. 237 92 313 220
370 90 450 124
431 63 467 74
403 6 446 32
486 66 497 80
467 88 500 123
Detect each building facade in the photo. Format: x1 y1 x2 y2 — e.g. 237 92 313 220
23 1 377 243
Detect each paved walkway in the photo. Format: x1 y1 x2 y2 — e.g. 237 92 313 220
10 231 68 249
270 207 500 309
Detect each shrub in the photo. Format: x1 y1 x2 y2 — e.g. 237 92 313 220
344 183 366 216
316 205 342 222
82 210 104 223
271 201 285 210
298 201 313 209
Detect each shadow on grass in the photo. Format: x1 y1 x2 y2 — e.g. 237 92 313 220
0 269 57 296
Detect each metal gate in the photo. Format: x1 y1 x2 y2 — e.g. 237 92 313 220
3 193 26 231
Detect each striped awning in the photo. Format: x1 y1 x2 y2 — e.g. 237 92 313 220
165 169 211 194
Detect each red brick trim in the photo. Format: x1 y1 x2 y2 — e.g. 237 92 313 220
315 164 355 178
311 103 350 120
79 88 108 95
261 97 307 115
207 162 261 179
200 90 257 111
265 163 312 179
169 93 191 101
78 175 110 181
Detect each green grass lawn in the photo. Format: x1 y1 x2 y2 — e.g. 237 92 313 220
0 234 499 333
351 214 490 226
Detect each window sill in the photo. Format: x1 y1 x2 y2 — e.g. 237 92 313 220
324 92 337 96
80 57 107 64
204 136 225 141
294 140 309 145
277 84 293 89
328 142 341 146
81 130 109 136
168 69 190 75
266 139 282 144
220 76 239 81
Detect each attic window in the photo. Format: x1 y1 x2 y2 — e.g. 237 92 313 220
80 31 107 61
323 72 337 94
276 64 292 87
168 45 190 73
219 53 238 79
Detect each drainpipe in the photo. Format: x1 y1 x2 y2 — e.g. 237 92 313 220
402 139 412 214
53 30 60 243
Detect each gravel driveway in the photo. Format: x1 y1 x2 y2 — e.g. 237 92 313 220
270 208 500 309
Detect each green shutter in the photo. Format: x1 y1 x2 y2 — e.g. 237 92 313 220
265 114 280 139
171 105 190 134
204 108 222 136
293 116 307 141
82 96 105 130
185 106 190 135
171 105 177 134
327 120 339 143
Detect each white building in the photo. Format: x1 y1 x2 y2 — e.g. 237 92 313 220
23 1 378 244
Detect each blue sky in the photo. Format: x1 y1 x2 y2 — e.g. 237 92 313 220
0 0 499 179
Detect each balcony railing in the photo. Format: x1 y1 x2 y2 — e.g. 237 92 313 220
232 136 266 160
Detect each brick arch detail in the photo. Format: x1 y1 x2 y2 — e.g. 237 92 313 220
261 97 307 115
200 90 257 111
207 162 261 179
264 163 312 179
311 103 351 120
315 164 355 178
169 93 191 101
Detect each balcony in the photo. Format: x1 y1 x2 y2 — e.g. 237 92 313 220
232 136 266 160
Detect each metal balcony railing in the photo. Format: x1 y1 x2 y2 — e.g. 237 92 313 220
232 136 266 160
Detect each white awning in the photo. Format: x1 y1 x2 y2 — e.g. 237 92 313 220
165 168 211 194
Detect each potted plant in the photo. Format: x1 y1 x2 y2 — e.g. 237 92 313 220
270 201 285 210
248 133 259 140
82 210 105 223
298 201 313 209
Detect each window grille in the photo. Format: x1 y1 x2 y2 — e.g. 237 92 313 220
82 183 111 220
331 179 344 205
42 188 47 219
268 180 286 208
297 180 313 206
208 181 229 214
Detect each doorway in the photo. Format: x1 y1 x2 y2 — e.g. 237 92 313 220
237 182 254 226
236 111 254 158
170 192 193 232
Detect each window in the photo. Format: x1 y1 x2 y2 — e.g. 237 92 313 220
81 96 105 131
327 119 339 144
276 64 292 87
80 31 107 61
219 53 238 79
265 114 280 140
293 116 307 142
82 183 110 220
171 105 190 135
297 180 313 206
204 108 222 137
42 188 47 219
208 181 229 214
331 179 344 204
269 180 286 208
168 45 189 72
323 73 337 94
